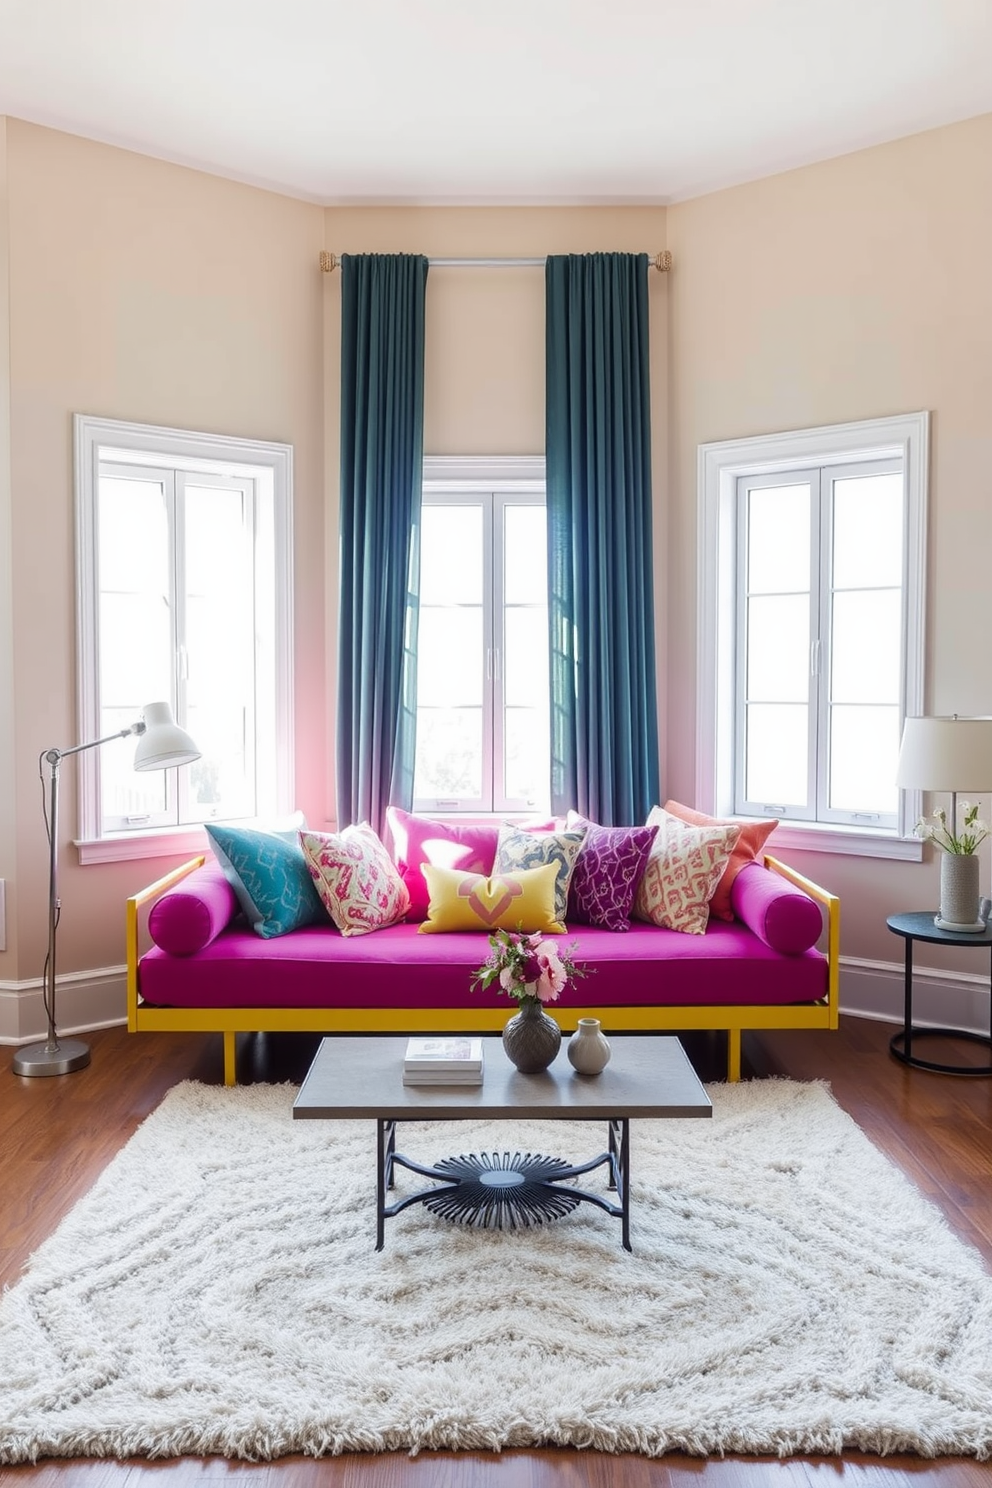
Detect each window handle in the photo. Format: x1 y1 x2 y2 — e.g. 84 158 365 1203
810 639 821 677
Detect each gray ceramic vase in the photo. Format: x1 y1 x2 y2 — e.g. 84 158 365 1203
502 997 561 1073
567 1017 612 1075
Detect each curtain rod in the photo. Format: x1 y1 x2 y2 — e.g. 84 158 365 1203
319 250 672 274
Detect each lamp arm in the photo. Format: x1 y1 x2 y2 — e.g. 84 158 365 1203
46 721 145 766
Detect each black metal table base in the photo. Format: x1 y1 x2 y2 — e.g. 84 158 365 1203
887 912 992 1077
376 1117 630 1251
889 1027 992 1076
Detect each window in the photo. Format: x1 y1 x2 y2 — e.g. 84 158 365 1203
75 416 294 862
414 457 549 815
698 413 928 858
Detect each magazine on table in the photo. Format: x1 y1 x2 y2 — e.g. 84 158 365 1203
403 1036 484 1073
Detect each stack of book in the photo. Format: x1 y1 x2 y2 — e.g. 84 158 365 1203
402 1036 484 1086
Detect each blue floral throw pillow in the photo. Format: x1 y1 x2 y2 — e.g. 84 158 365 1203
493 824 586 928
205 823 327 938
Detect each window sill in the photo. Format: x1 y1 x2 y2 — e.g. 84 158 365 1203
766 822 923 862
75 827 210 866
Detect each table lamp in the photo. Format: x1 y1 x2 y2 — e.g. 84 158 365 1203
12 701 200 1077
895 715 992 932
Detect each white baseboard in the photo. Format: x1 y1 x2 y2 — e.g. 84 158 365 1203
0 967 126 1045
1 955 987 1047
840 955 990 1037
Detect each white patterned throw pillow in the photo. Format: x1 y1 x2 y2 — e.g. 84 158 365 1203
633 807 741 934
300 824 410 936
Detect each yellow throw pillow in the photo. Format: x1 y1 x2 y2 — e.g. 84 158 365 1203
418 862 565 935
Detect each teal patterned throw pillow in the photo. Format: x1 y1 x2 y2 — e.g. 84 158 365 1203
493 825 586 928
205 824 327 938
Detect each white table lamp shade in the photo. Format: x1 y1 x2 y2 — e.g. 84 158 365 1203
133 701 201 772
896 716 992 792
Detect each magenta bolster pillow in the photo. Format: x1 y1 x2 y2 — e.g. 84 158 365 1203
147 865 239 956
729 860 822 955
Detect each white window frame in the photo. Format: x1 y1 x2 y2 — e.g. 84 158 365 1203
74 415 295 864
418 455 547 817
697 412 928 860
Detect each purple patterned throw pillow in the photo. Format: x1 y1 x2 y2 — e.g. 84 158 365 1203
565 814 659 932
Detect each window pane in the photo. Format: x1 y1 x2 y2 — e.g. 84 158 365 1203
504 707 550 805
420 506 483 605
746 484 811 594
503 609 548 709
746 595 809 702
413 709 483 800
832 474 903 589
829 704 900 814
831 590 901 705
504 505 546 606
745 703 808 807
417 609 483 707
97 477 173 826
184 485 255 821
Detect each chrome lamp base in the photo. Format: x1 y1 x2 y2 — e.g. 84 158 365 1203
12 1037 91 1077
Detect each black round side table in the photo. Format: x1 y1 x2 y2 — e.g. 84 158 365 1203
886 911 992 1075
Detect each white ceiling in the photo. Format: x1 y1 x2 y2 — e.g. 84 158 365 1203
1 0 990 206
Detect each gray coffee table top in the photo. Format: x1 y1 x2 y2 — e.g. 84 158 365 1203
292 1035 712 1122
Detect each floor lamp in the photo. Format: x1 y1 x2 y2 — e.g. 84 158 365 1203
12 701 200 1078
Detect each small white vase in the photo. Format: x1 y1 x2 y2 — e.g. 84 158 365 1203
938 853 982 930
567 1018 612 1076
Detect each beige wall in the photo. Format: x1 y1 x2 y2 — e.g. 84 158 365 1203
666 113 992 967
3 120 326 980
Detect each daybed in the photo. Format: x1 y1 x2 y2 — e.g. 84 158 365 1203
126 822 839 1085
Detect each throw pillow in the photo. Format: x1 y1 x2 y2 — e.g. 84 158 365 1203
205 823 327 939
300 824 411 937
662 800 778 922
418 862 564 934
634 807 742 934
385 806 500 922
564 812 658 933
492 824 586 927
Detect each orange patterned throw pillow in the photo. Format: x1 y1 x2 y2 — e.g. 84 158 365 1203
300 824 410 936
418 862 564 935
633 807 741 934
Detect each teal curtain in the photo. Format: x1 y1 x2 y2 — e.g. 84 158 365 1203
337 253 428 832
545 252 660 826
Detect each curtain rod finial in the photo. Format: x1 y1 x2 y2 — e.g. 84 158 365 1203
320 251 338 274
654 251 672 273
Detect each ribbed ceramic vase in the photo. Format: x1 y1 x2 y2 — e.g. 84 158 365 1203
939 852 981 928
502 997 561 1073
567 1017 612 1075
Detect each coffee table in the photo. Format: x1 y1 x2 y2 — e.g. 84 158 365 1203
293 1035 712 1251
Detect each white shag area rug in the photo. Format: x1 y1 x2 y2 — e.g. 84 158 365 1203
2 1077 991 1465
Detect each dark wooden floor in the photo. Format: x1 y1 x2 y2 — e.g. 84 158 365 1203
2 1016 991 1486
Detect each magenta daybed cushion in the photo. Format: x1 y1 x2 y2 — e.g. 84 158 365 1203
730 861 823 955
138 918 828 1011
147 865 239 956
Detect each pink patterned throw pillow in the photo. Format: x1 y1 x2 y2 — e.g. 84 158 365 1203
633 807 741 934
300 824 410 937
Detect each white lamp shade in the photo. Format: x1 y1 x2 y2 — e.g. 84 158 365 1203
895 716 992 791
133 701 201 772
